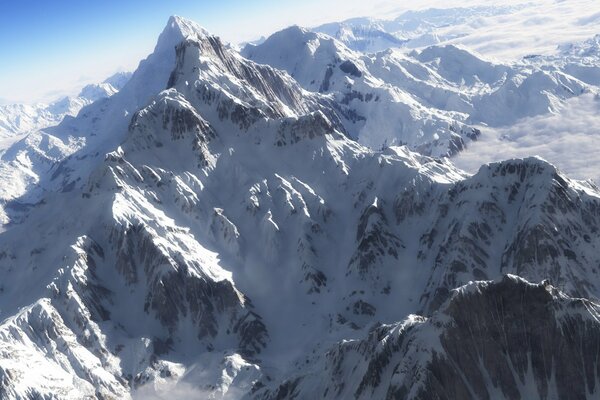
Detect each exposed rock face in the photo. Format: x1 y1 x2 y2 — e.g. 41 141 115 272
419 276 600 400
348 201 403 280
416 158 600 314
169 38 311 119
110 222 267 357
275 111 334 146
257 276 600 400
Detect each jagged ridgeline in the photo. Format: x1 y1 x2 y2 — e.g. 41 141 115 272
0 16 599 400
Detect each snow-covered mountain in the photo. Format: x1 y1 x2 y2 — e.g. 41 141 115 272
0 72 132 138
243 26 598 154
312 6 521 53
257 275 600 399
2 15 600 400
523 34 600 88
242 27 481 156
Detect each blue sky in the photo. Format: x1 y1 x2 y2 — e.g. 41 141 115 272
0 0 400 104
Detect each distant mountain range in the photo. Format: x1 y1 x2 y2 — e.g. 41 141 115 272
0 72 131 137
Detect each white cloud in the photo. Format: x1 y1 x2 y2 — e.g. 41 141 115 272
132 380 245 400
440 0 600 61
318 0 600 61
453 93 600 184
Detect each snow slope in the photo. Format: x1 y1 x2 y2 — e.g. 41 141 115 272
1 15 600 400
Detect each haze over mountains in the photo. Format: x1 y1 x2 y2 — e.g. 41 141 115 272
0 72 132 138
0 3 600 399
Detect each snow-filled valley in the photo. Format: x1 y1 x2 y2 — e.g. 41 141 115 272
1 3 600 399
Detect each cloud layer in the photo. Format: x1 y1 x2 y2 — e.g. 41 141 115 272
454 93 600 184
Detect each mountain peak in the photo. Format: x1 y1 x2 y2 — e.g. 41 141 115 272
167 15 209 38
481 156 558 176
264 25 319 46
155 15 210 54
280 24 312 36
